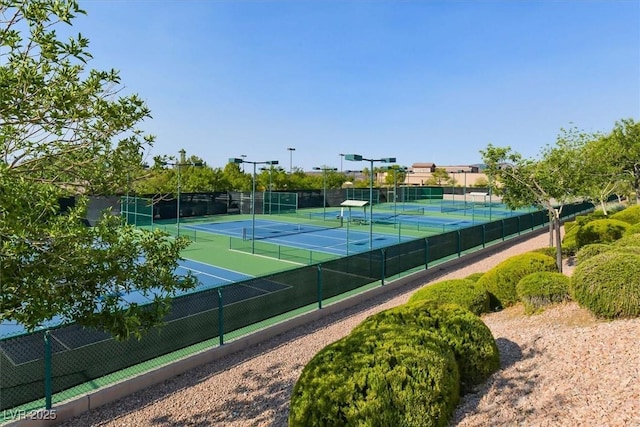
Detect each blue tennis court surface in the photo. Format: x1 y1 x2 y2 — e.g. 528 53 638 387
0 259 252 339
185 219 415 256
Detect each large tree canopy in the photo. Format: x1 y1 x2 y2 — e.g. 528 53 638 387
0 0 197 339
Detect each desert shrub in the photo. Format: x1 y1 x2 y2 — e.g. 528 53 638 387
571 252 640 319
563 219 578 234
614 233 640 248
562 224 581 255
408 279 490 315
477 253 557 309
575 244 613 265
610 205 640 225
530 246 557 259
575 219 630 249
516 272 571 314
289 326 460 427
353 302 500 394
626 223 640 235
465 272 485 283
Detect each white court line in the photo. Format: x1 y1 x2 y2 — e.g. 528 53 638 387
175 265 237 284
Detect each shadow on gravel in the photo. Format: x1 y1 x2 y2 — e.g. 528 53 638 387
450 337 544 425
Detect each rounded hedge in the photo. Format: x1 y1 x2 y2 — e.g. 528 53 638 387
626 223 640 235
562 224 581 255
477 252 558 309
613 233 640 248
529 247 557 259
575 218 630 249
408 279 490 315
289 326 460 427
575 244 613 265
353 302 500 394
610 205 640 225
465 272 485 283
516 272 571 314
571 252 640 319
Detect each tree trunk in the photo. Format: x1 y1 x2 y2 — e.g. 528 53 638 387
600 199 608 215
554 210 563 273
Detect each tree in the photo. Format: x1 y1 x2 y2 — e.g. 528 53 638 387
426 168 449 186
481 131 586 272
0 1 197 339
601 119 640 205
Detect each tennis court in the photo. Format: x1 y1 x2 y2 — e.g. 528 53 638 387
0 258 254 340
185 219 414 256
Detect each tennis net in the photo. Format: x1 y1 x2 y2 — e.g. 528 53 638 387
243 219 343 241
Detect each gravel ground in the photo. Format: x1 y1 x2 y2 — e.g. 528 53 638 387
59 231 640 427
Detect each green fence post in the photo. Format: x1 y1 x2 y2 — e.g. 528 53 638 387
317 264 323 309
44 329 52 409
457 230 461 257
531 212 535 230
425 238 429 269
517 216 521 235
501 219 505 241
482 224 486 248
381 249 386 286
217 288 224 346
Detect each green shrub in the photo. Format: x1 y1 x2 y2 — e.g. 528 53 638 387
408 279 490 315
530 246 557 259
626 223 640 235
477 253 558 309
575 244 613 265
516 272 571 314
575 219 630 249
610 205 640 225
354 302 500 394
614 233 640 248
465 272 485 283
571 252 640 319
563 219 578 234
562 224 581 255
289 326 460 427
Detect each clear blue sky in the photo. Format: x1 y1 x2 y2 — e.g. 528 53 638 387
71 0 639 171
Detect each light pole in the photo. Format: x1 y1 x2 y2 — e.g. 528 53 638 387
164 151 202 237
458 169 467 204
240 154 247 172
229 157 279 253
287 147 295 173
313 166 338 219
384 166 408 217
339 153 345 172
260 165 284 214
345 154 396 250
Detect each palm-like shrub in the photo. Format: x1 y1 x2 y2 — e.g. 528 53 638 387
477 253 558 309
571 252 640 319
408 279 490 315
516 272 571 314
289 326 460 427
353 302 500 394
